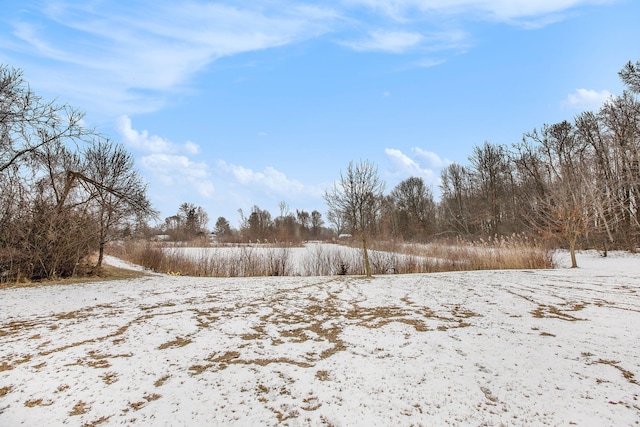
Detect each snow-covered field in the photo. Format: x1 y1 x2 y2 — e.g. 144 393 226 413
1 251 639 426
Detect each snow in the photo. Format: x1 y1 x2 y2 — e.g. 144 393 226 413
1 251 639 425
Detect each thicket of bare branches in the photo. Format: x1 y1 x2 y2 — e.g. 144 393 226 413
436 62 640 265
0 64 155 282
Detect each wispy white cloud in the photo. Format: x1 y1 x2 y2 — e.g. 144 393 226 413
342 30 424 53
344 0 614 24
0 0 619 117
116 116 214 198
341 28 468 54
415 58 447 68
564 88 613 110
4 1 341 115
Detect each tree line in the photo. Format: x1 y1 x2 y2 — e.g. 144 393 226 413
438 61 640 266
155 202 331 244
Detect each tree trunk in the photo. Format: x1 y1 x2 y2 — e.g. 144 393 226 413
97 242 105 268
569 236 578 268
362 235 372 277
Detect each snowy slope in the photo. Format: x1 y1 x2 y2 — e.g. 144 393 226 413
0 251 639 426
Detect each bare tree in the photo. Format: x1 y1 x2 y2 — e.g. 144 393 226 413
523 121 590 267
1 65 88 174
324 160 384 277
1 64 155 279
310 210 324 238
213 216 232 239
389 176 436 241
246 205 272 242
468 142 511 235
439 163 473 235
164 203 209 240
83 139 156 267
326 209 346 237
1 65 92 280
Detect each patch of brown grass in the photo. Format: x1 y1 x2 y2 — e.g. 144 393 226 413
532 304 582 321
157 336 192 350
82 415 111 427
100 372 118 384
69 401 89 416
129 401 146 411
315 371 330 381
154 375 170 387
144 393 161 402
188 364 212 375
0 385 13 397
596 359 637 384
24 398 54 407
0 263 148 289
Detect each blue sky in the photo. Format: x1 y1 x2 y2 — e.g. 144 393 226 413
2 0 639 228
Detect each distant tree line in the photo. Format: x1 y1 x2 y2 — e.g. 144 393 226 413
437 61 640 266
156 201 331 244
0 65 156 281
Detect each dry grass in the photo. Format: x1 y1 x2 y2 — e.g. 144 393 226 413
109 235 553 278
596 359 637 384
154 375 171 387
157 336 192 350
24 398 53 407
368 235 553 272
0 385 13 397
69 400 89 416
110 240 295 277
0 263 147 289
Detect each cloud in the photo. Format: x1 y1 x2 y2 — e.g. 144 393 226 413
4 1 341 115
564 88 613 110
345 0 614 24
116 115 200 155
115 116 214 198
216 160 306 195
342 30 424 53
412 147 451 168
342 29 469 54
415 58 447 68
384 147 452 192
385 148 437 181
1 0 619 117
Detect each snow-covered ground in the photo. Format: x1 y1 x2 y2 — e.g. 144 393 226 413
1 251 639 426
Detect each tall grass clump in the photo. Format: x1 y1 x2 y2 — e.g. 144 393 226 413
109 240 293 277
370 234 553 272
303 244 364 276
